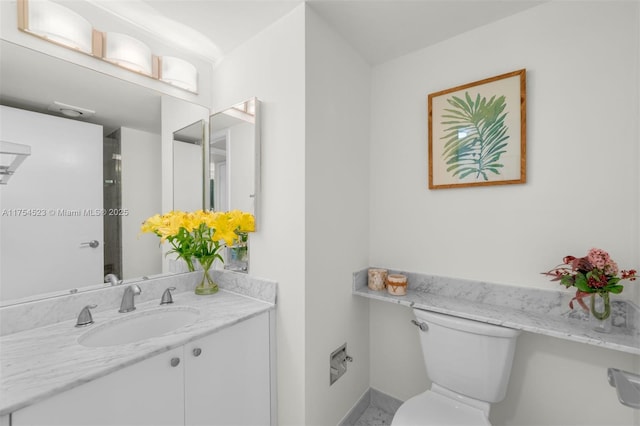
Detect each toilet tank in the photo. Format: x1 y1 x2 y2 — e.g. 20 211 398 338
413 308 520 403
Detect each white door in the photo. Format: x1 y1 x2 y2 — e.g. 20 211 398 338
0 106 103 300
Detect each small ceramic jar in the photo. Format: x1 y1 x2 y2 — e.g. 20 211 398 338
368 268 388 291
386 274 407 296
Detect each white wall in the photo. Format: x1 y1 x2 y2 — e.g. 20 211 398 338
213 6 372 424
369 2 639 425
211 6 307 424
305 7 371 426
120 127 162 279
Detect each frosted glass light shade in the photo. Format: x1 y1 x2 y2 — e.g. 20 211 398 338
26 0 93 53
161 56 198 93
104 32 152 75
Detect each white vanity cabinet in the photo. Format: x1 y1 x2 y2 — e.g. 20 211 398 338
11 312 272 426
184 312 270 425
12 347 185 425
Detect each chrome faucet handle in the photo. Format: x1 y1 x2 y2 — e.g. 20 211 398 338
119 284 142 313
104 273 122 286
75 304 97 327
160 287 176 305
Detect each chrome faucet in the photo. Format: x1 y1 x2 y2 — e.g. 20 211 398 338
119 284 142 313
75 304 97 327
160 287 176 305
105 273 122 286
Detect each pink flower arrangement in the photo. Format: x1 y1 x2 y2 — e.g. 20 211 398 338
543 248 636 320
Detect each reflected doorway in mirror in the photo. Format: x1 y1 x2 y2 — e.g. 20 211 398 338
207 98 261 228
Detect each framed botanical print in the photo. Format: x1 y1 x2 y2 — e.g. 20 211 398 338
428 69 526 189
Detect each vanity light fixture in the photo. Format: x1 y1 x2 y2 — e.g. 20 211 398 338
18 0 93 54
160 56 198 93
16 0 199 94
102 32 153 75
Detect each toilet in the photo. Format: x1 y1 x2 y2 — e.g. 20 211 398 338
391 309 521 425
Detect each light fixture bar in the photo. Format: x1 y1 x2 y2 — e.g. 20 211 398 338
18 0 93 54
160 56 198 93
16 0 198 93
103 32 153 75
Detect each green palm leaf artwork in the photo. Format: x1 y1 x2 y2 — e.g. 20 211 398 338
440 92 510 181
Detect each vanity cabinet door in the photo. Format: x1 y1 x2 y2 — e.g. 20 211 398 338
184 312 270 425
12 347 185 426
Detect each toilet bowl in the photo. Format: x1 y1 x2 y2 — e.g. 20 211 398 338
391 384 490 426
391 309 520 426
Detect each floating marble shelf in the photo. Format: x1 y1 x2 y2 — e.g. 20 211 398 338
353 268 639 355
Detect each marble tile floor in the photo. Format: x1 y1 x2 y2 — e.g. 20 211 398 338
342 388 401 426
351 404 396 425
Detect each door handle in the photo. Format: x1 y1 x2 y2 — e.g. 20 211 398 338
80 240 100 248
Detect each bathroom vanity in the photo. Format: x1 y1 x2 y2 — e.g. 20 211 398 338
0 271 277 426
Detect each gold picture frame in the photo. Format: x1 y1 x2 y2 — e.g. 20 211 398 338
428 69 526 189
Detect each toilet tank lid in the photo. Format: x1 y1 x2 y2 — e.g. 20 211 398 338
413 308 521 338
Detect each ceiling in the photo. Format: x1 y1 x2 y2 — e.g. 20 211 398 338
0 0 545 134
143 0 545 66
307 0 545 65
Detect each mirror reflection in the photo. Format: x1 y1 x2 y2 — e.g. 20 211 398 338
208 98 260 219
173 120 205 212
0 40 208 305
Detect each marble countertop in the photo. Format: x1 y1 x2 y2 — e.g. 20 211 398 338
353 269 640 355
0 288 275 416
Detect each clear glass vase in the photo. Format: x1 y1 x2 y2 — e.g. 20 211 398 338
589 292 612 333
194 256 219 295
226 242 249 272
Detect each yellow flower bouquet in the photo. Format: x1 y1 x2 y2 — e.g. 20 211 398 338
141 209 255 294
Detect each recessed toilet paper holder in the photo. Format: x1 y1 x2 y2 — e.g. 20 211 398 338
330 343 353 385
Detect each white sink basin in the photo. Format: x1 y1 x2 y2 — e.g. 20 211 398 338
79 307 200 347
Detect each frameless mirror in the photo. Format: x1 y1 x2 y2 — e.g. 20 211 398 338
173 120 205 211
0 40 208 306
207 98 260 223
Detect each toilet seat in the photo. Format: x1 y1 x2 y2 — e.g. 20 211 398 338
391 390 491 426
